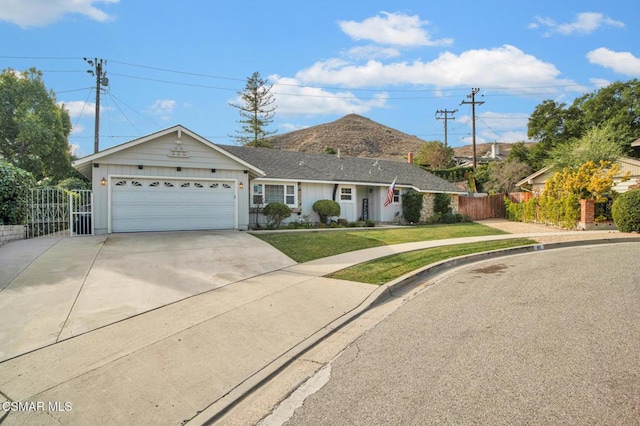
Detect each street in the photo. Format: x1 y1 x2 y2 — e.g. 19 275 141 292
274 243 640 425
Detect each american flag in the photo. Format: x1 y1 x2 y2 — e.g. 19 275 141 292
384 177 397 207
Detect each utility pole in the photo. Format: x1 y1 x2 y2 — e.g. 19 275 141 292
84 58 108 154
435 109 457 147
460 88 484 170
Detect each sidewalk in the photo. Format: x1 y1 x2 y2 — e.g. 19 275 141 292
1 224 638 425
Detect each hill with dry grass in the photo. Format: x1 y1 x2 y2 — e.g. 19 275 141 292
268 114 426 160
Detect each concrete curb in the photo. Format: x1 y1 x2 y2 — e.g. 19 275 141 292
190 236 640 425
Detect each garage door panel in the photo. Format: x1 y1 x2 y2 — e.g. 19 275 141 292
111 178 236 232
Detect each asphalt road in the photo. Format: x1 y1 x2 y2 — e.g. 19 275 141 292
280 243 640 425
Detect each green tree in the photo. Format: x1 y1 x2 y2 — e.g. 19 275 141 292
546 123 625 169
527 79 640 169
0 160 35 225
414 141 454 169
0 68 73 181
229 71 277 147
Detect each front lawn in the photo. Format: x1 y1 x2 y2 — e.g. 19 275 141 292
327 238 536 284
251 222 507 263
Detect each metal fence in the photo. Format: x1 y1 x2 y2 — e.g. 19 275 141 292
26 188 93 238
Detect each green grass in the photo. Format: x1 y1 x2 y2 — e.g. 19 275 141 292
327 238 536 285
251 222 507 263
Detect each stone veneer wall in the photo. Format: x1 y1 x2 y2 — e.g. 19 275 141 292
0 225 25 247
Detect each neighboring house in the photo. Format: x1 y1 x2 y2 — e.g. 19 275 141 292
453 142 506 167
73 125 466 234
516 157 640 195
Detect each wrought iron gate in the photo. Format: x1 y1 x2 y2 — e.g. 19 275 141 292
26 189 93 238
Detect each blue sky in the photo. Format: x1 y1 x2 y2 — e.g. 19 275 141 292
1 0 638 158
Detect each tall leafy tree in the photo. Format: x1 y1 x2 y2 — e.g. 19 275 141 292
546 123 625 169
0 68 72 181
229 71 277 147
414 141 453 169
527 79 640 169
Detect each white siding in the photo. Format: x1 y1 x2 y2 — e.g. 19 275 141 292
90 133 251 233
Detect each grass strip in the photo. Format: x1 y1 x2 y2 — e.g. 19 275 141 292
327 238 536 285
252 223 507 263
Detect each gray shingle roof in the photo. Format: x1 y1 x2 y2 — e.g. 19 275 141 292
218 145 465 194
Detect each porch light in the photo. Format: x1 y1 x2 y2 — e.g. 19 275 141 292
239 182 244 189
100 177 107 186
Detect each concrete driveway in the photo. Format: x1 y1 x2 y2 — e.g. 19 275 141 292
0 231 296 362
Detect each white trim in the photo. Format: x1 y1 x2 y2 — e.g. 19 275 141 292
73 125 266 178
251 177 466 195
339 185 355 203
107 174 238 233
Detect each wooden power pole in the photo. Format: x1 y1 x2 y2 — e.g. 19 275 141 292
84 58 108 154
460 88 484 170
435 109 457 147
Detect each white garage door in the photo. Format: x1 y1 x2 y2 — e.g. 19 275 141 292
111 178 236 232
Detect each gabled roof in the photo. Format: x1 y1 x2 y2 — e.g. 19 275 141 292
218 145 466 194
72 125 264 179
516 165 554 187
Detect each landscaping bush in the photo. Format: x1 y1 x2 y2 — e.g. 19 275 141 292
263 203 291 229
0 161 35 225
401 190 423 223
433 193 452 215
612 189 640 232
312 199 340 224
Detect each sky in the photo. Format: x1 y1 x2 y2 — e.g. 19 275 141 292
1 0 639 158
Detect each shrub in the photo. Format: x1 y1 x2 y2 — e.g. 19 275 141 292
402 190 423 223
0 161 36 225
262 203 291 229
312 199 340 224
612 189 640 232
433 193 452 215
57 176 90 191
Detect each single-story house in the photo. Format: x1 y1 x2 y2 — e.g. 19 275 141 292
516 157 640 195
73 125 467 234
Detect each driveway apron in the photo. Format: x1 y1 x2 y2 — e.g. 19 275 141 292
0 231 296 362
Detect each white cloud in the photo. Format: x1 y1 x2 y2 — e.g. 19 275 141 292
60 100 95 118
148 99 177 121
590 78 611 88
587 48 640 77
295 45 575 93
530 12 624 37
338 11 453 47
344 45 401 60
0 0 119 28
271 75 388 116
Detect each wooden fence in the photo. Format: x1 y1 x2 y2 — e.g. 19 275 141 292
458 192 531 220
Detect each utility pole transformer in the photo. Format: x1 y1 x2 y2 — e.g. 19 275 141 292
84 58 109 154
435 109 457 147
460 88 484 170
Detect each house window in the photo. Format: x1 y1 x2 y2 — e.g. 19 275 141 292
253 183 296 207
340 187 354 202
393 189 400 203
253 183 264 205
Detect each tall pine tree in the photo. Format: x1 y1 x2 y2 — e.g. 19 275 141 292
229 71 277 147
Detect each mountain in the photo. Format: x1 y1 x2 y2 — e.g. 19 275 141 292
268 114 426 160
